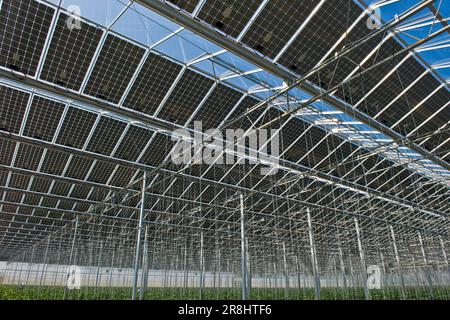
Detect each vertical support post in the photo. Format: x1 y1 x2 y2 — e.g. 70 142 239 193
25 245 36 286
306 208 320 300
294 255 301 291
199 232 204 300
240 193 249 300
418 231 434 299
140 226 149 300
38 235 51 294
337 242 347 290
64 217 79 300
183 242 188 291
218 249 221 292
132 172 146 300
389 225 406 299
354 217 370 300
282 241 290 300
246 238 252 295
94 240 104 299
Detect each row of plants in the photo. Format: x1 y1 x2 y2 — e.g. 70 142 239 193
1 285 449 300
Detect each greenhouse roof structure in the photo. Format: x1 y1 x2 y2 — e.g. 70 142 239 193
0 1 449 297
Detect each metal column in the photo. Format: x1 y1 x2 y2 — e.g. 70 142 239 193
132 172 147 300
389 225 406 299
282 241 289 300
306 208 320 300
64 217 79 300
418 231 435 299
140 226 150 300
199 232 204 300
240 193 249 300
354 217 370 300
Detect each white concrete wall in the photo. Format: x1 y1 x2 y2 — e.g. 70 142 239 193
2 261 449 288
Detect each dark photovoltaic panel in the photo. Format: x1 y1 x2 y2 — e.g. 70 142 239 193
64 155 94 180
9 173 31 190
279 0 361 75
86 117 127 156
335 38 409 112
51 181 71 196
40 12 103 91
311 17 385 89
197 0 263 38
123 53 183 115
114 125 154 162
23 96 65 142
280 117 310 163
56 107 98 149
40 149 70 176
14 143 44 171
224 95 264 131
0 86 30 134
29 176 50 193
407 89 450 140
0 139 16 166
70 184 91 200
0 0 54 76
109 166 136 188
190 83 243 128
139 132 176 167
157 69 215 125
87 161 116 184
84 34 145 104
241 0 318 58
167 0 199 13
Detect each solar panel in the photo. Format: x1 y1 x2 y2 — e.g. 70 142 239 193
40 12 103 91
85 117 127 156
51 181 71 196
123 53 183 115
64 155 94 180
139 132 176 167
84 34 145 104
40 149 70 176
157 69 215 125
56 107 98 149
58 199 75 210
0 86 30 134
224 96 264 131
70 184 91 200
166 0 199 13
197 0 263 38
0 139 16 166
114 125 154 162
14 143 44 171
0 0 54 76
23 194 40 206
241 0 318 58
280 117 310 163
29 176 50 193
109 166 137 188
87 160 116 184
22 96 66 142
278 0 361 74
190 83 243 128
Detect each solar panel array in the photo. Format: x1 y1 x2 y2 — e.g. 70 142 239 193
0 0 448 276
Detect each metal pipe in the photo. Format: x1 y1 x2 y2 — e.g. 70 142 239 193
132 171 147 300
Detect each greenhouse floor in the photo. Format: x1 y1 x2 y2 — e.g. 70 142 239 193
1 286 449 300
